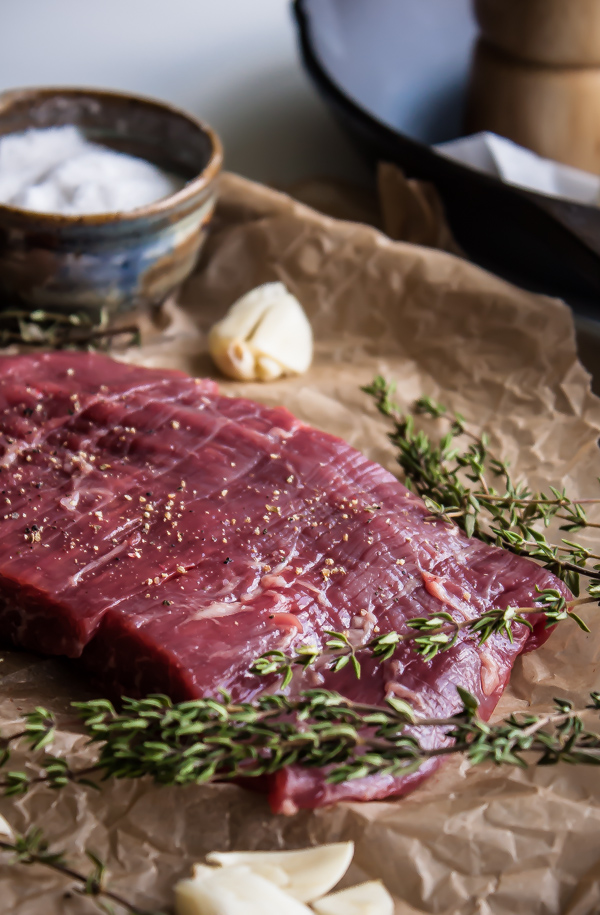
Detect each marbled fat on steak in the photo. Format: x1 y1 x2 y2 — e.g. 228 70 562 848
0 353 568 813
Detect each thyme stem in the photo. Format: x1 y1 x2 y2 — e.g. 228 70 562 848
0 833 163 914
252 593 594 683
0 308 141 351
362 378 600 598
2 690 600 799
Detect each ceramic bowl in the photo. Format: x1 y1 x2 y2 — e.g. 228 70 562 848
0 87 223 318
293 0 600 311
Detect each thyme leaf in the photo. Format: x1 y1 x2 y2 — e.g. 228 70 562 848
250 593 593 685
0 307 140 351
3 690 600 799
363 377 600 596
0 826 163 914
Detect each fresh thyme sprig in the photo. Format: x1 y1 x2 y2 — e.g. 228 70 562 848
0 826 164 914
3 692 600 914
252 630 362 687
3 690 600 799
363 377 600 597
251 591 593 683
0 307 140 351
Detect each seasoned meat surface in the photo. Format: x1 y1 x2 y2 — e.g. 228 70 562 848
0 353 568 812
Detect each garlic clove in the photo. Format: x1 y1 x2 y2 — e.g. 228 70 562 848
191 864 215 881
312 880 395 915
256 355 284 382
208 282 313 382
0 814 12 838
247 292 313 375
212 284 276 340
219 340 257 382
205 842 354 903
175 864 313 915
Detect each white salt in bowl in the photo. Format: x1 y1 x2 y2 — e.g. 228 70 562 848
0 87 223 319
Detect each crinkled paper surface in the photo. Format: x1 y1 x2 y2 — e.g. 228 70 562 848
1 172 600 914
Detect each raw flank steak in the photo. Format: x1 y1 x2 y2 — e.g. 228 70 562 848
0 353 568 813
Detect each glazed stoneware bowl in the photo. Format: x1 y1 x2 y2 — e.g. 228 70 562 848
0 87 223 318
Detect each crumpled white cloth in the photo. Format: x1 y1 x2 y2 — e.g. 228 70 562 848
437 131 600 207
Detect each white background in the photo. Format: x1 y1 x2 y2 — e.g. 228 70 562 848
0 0 369 186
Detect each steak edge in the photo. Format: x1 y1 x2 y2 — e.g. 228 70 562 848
0 353 568 813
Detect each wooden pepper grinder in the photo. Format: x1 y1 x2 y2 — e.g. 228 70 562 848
466 0 600 173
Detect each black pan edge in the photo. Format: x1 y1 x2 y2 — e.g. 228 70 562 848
292 0 600 313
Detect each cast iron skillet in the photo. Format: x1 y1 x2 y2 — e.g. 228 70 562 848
293 0 600 314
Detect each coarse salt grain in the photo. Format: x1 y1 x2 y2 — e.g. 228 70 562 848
0 126 184 215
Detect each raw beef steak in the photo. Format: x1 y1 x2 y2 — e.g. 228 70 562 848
0 353 568 813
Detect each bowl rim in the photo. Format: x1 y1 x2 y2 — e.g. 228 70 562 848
0 85 223 227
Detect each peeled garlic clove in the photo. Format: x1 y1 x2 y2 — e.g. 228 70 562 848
312 881 394 915
175 864 313 915
208 282 313 382
256 354 285 382
0 814 12 838
206 842 354 903
246 287 312 376
191 864 214 881
218 340 257 382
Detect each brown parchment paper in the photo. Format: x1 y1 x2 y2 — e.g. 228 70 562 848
1 172 600 915
285 163 461 255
